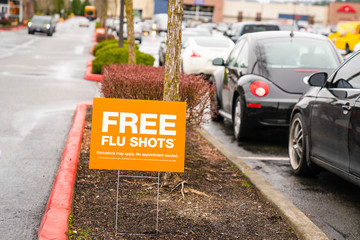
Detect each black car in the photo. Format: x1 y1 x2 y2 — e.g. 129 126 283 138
288 50 360 186
211 31 342 140
28 15 56 36
226 22 280 43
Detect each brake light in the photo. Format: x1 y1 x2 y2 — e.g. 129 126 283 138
190 50 201 58
248 103 261 108
250 81 269 97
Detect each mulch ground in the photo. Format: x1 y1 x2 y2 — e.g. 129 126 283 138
68 106 298 239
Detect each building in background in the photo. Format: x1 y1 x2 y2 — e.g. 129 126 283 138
0 0 24 22
328 2 360 26
223 1 328 26
183 0 223 23
106 0 360 27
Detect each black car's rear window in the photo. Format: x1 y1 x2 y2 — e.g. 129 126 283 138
242 25 279 35
257 37 339 69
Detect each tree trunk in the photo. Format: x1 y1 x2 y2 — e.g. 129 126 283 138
99 0 108 29
162 0 183 187
125 0 136 64
163 0 183 102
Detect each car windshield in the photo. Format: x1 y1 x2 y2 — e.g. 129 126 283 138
256 38 339 69
193 37 232 48
31 17 51 24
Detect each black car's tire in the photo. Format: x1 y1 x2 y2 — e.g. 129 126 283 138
345 44 350 54
47 31 53 36
233 95 248 141
288 113 319 176
28 30 34 34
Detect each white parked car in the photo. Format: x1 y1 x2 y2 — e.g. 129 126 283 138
181 36 234 78
354 42 360 52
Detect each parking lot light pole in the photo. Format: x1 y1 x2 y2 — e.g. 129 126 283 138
119 0 125 48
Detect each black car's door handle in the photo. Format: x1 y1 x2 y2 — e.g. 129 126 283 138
342 102 352 111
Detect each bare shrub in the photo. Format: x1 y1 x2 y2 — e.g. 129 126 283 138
101 64 215 126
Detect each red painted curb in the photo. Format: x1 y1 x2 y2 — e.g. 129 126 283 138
84 59 103 82
90 45 95 55
0 25 26 31
37 101 92 240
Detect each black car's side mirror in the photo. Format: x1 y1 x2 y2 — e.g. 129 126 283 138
306 72 328 87
213 58 225 66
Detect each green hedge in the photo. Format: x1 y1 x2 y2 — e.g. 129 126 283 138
93 39 119 56
94 42 140 57
92 48 155 74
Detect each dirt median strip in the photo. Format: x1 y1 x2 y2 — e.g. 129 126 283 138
197 127 329 240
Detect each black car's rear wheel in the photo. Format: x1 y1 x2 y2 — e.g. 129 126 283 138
288 113 318 175
211 96 223 121
233 95 248 141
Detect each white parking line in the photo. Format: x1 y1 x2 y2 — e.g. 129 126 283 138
238 156 289 161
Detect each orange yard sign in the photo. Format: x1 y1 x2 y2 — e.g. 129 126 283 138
89 98 187 172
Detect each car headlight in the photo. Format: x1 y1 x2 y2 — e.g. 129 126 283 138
28 22 32 27
45 24 51 29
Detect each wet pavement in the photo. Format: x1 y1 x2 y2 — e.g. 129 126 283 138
0 17 98 239
203 119 360 240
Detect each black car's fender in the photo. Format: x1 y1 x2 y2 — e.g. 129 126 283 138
212 67 226 105
232 74 270 116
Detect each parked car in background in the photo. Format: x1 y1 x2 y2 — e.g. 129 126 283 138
196 23 217 34
216 22 229 33
141 19 156 33
328 21 360 53
28 15 56 36
226 22 280 42
307 24 331 36
354 42 360 52
182 36 234 77
273 20 300 31
106 18 120 32
121 23 142 44
158 28 212 66
288 50 360 187
211 31 342 140
154 14 168 32
79 17 90 27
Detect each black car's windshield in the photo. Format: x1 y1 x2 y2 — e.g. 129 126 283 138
257 37 339 69
241 25 279 35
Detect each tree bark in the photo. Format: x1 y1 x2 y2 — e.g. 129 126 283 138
99 0 108 29
163 0 183 102
125 0 136 64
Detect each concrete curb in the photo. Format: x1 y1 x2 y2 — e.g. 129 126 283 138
84 59 103 82
197 128 329 240
37 101 92 240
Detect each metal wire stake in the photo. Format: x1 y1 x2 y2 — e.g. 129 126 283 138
156 171 160 234
115 170 120 234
